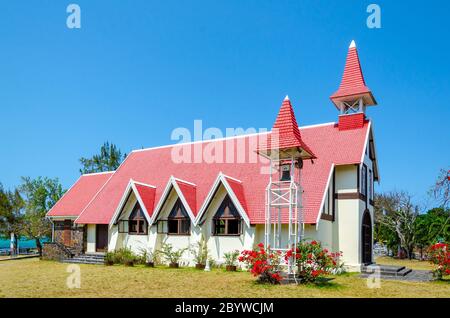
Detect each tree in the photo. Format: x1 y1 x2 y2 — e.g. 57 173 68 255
415 208 450 258
19 177 64 255
79 142 126 174
431 168 450 208
374 193 400 252
0 183 24 255
377 191 419 259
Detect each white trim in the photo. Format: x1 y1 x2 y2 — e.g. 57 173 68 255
360 121 372 164
47 215 79 220
149 176 197 224
130 182 153 224
315 164 335 230
221 174 243 184
46 174 84 218
298 122 335 130
46 171 114 218
194 172 250 227
194 174 224 226
171 178 196 221
365 120 380 182
109 179 155 227
149 178 176 225
109 181 133 228
130 123 335 154
75 148 132 224
74 171 116 224
349 40 356 48
132 179 157 188
221 176 251 227
172 177 197 187
81 171 115 176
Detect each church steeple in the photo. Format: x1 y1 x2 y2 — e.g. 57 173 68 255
257 96 315 160
330 40 377 115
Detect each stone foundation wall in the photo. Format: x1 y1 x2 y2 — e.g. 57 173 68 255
53 221 85 255
42 242 72 261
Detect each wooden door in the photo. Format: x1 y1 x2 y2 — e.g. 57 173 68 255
361 211 372 264
63 220 72 246
96 224 108 252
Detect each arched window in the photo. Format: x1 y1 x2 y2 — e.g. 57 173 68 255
129 203 148 235
168 199 191 235
213 195 242 236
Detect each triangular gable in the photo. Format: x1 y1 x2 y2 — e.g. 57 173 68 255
150 176 196 224
195 172 250 226
173 178 197 216
223 176 248 212
109 179 156 227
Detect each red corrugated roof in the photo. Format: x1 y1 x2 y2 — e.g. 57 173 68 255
74 122 370 225
173 178 197 216
134 182 156 219
223 176 248 213
47 172 113 217
258 97 315 158
330 42 374 104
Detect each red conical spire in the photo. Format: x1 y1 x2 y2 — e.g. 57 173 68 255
257 96 315 159
330 40 376 107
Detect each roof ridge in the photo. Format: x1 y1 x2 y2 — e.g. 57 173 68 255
131 122 336 154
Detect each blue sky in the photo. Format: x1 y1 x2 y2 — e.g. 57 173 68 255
0 1 448 209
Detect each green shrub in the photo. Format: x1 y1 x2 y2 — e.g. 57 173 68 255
109 247 138 265
190 236 209 265
159 243 187 265
223 250 239 266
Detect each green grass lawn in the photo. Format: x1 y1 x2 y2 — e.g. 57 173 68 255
375 256 435 271
0 258 448 298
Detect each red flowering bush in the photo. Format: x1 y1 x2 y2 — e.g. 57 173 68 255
239 243 283 284
287 240 342 283
428 242 450 280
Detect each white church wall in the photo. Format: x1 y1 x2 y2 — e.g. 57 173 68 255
202 186 254 263
153 188 196 265
86 224 96 253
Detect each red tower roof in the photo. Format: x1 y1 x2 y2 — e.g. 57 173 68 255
257 96 315 159
330 41 376 107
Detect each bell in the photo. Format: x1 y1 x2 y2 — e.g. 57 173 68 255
280 164 291 181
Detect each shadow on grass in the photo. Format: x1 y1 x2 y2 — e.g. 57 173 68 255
249 276 344 291
433 277 450 284
304 277 343 290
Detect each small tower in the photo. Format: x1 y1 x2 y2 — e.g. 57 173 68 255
257 96 315 275
331 40 377 130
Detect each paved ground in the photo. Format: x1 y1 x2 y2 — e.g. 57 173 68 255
360 270 434 282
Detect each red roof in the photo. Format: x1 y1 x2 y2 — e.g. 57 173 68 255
47 172 113 217
173 178 197 215
223 175 248 213
133 182 156 219
258 97 315 158
73 121 370 225
330 41 375 106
